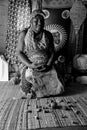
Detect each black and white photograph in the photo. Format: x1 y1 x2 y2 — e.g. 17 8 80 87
0 0 87 130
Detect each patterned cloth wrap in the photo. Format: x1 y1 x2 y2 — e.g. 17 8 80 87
24 29 50 66
24 28 64 97
25 67 64 97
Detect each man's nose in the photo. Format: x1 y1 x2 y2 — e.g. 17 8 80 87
37 20 41 25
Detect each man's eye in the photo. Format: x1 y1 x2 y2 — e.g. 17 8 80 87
33 20 37 22
33 18 37 21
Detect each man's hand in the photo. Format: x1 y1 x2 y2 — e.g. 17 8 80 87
28 63 37 69
35 65 46 71
29 62 44 69
34 64 51 72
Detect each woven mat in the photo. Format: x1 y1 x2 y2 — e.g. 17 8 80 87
0 96 87 130
0 81 87 130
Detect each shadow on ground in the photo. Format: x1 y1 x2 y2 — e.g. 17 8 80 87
63 82 87 97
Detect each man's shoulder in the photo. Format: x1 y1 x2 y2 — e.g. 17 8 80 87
44 29 51 34
43 29 53 38
20 27 30 34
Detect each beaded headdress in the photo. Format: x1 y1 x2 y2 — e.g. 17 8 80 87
30 0 45 20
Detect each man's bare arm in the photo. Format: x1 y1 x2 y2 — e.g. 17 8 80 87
16 31 32 67
47 33 55 66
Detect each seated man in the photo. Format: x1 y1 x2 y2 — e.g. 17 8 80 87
17 9 64 98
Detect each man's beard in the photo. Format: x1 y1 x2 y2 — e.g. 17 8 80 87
33 26 42 33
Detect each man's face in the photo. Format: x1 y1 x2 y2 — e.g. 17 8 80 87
31 14 44 33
